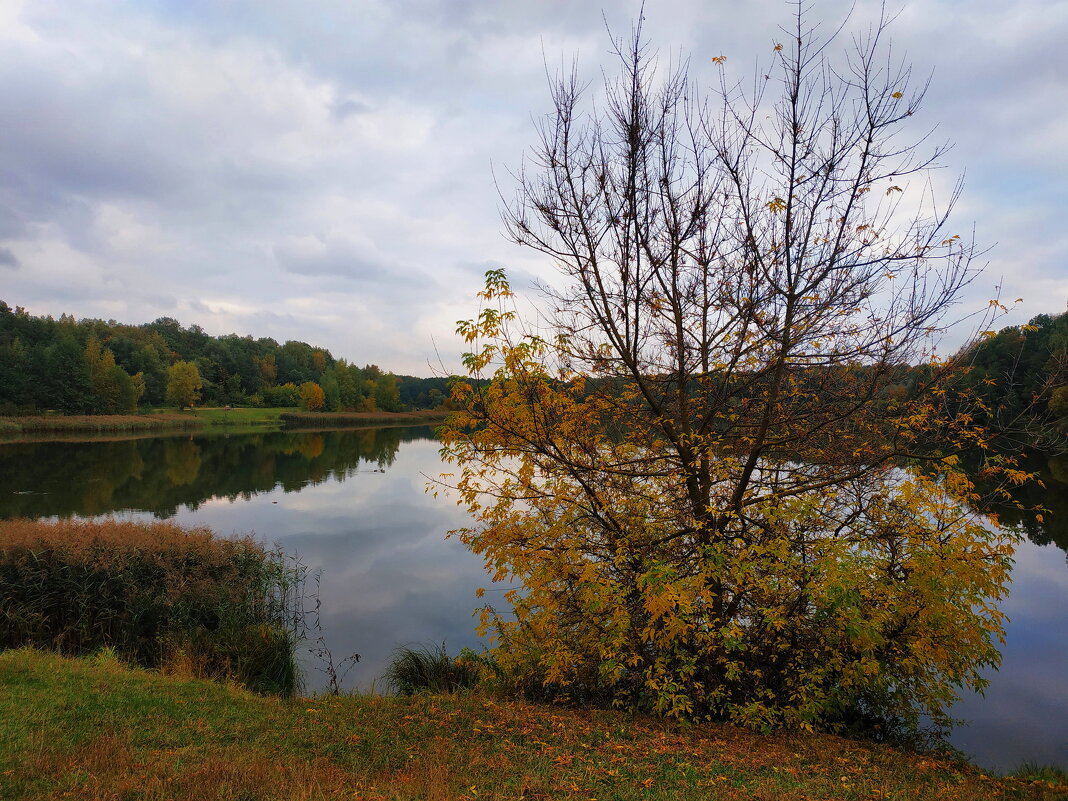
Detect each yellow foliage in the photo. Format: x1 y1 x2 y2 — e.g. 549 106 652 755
440 9 1022 741
441 271 1016 737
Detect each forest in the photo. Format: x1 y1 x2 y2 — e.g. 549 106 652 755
0 300 451 414
958 309 1068 442
1 298 1064 438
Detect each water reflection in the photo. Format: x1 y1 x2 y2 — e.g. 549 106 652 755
145 434 489 696
0 430 1065 770
0 427 491 694
0 427 417 519
972 450 1068 552
947 449 1068 769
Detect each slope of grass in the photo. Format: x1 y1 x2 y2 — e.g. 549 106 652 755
1 649 1061 801
192 406 298 426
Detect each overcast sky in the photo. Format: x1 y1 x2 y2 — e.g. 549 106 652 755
1 0 1065 374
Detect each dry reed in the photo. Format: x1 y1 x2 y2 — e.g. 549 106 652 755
0 518 304 695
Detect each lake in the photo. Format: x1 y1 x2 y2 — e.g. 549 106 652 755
1 426 1065 771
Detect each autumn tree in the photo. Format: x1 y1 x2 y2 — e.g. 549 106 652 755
299 381 326 411
255 354 278 390
442 10 1016 739
165 361 202 408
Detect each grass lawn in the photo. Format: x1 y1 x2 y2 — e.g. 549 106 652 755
1 649 1062 801
192 406 298 426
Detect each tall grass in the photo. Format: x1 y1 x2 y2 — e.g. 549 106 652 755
0 518 304 696
0 414 204 434
279 410 448 429
1012 762 1068 783
383 642 489 695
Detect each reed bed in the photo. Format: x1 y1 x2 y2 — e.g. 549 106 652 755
0 414 204 434
0 518 304 696
279 410 448 429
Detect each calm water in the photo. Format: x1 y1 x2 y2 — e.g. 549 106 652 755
0 427 1065 771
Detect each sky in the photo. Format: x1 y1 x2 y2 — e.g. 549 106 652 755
0 0 1065 375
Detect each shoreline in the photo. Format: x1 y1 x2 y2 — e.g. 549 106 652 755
0 413 203 435
0 408 449 437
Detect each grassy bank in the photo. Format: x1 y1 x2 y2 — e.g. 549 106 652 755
0 408 448 436
192 406 298 426
280 409 449 429
0 519 303 696
0 650 1061 801
0 413 203 435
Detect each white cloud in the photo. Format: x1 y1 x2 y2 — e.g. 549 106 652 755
0 0 1063 370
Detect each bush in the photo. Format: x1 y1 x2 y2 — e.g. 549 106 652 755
383 643 489 696
0 519 305 696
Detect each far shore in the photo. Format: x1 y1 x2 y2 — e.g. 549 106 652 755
0 407 450 437
0 412 203 436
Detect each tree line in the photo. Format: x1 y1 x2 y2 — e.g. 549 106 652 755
0 301 450 415
957 309 1068 443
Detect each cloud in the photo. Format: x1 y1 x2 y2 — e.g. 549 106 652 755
331 97 370 119
274 235 387 280
0 0 1062 371
0 247 19 269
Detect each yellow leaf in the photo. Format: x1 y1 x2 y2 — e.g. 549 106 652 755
891 91 903 99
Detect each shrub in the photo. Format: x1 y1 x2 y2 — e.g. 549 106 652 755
383 643 488 696
0 518 305 696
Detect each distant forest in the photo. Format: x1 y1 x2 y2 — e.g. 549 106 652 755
1 299 1066 435
0 301 451 415
959 308 1068 443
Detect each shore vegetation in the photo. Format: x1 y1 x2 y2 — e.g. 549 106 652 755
0 412 204 435
0 519 304 697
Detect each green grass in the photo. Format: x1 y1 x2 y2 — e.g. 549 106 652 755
1014 762 1068 786
192 406 298 426
0 649 1059 801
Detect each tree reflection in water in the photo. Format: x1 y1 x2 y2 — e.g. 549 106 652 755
0 426 431 520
